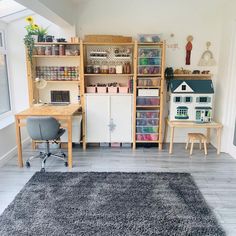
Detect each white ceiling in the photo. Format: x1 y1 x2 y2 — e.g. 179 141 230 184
0 0 26 18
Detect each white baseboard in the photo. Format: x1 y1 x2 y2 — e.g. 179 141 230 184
0 137 30 167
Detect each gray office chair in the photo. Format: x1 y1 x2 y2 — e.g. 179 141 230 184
26 116 68 172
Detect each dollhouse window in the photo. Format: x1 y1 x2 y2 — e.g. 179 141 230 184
184 96 192 103
197 97 211 103
174 96 182 102
181 85 186 90
175 106 189 119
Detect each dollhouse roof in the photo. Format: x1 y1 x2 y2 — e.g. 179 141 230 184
169 80 214 94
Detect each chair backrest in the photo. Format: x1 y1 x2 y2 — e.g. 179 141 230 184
26 116 60 141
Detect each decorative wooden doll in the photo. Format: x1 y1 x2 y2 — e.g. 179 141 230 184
185 35 193 65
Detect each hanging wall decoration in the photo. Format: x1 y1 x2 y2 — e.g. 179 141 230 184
198 41 216 66
185 35 193 65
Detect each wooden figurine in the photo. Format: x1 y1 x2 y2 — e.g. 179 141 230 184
185 35 193 65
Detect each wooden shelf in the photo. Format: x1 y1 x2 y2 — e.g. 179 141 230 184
138 74 161 77
174 74 212 78
46 80 80 84
136 105 160 108
138 42 164 46
35 42 80 45
83 42 134 46
136 86 160 88
32 55 80 58
84 74 134 77
136 140 160 143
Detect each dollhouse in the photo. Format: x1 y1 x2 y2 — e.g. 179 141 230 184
168 80 214 123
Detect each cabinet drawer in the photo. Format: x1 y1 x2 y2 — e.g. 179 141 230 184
136 126 158 133
138 66 161 74
136 110 159 119
137 77 161 86
137 97 160 106
139 58 160 65
138 89 159 97
136 118 159 126
136 134 159 141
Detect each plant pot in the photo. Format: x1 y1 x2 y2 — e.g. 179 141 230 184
31 35 38 42
38 35 45 42
45 35 54 42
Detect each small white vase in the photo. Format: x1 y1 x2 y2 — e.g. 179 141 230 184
31 35 38 42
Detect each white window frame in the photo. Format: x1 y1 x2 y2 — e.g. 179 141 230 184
174 96 182 103
0 29 14 128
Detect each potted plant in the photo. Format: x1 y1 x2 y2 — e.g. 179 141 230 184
24 16 38 63
36 26 48 42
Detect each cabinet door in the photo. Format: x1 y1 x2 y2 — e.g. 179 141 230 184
110 95 133 142
86 95 110 142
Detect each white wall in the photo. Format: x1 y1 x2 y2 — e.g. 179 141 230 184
77 0 222 143
0 14 76 160
214 0 236 156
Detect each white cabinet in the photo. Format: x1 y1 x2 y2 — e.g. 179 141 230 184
85 95 133 143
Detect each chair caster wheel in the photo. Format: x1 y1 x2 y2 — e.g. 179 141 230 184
64 162 68 167
26 161 30 168
41 168 45 172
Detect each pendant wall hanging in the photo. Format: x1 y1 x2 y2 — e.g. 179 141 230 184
198 41 216 66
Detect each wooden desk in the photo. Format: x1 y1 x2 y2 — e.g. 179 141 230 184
166 119 223 155
15 104 81 168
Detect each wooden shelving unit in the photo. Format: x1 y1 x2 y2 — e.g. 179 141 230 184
133 41 166 150
26 39 167 151
26 42 81 105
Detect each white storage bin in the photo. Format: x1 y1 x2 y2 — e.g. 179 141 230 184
60 115 82 143
138 89 159 97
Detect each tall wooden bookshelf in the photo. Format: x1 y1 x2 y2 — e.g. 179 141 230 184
133 41 166 150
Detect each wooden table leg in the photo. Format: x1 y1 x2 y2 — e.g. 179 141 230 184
169 127 175 154
67 117 73 168
217 127 222 155
15 117 23 167
206 128 211 144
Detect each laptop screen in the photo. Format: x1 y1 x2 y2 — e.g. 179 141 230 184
50 90 70 103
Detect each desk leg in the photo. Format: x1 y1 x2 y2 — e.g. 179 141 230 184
169 127 175 154
217 127 222 155
15 118 23 167
67 117 73 168
206 128 211 144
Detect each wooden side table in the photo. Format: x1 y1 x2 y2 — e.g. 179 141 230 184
166 119 223 155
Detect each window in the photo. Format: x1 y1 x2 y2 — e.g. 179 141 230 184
175 106 189 119
196 96 211 103
174 96 182 103
184 96 192 103
181 85 186 90
0 31 11 116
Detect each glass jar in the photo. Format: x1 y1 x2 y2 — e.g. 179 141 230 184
109 62 116 74
45 46 52 55
59 44 65 55
101 61 109 74
37 46 45 55
52 44 59 55
86 60 94 74
116 62 123 74
93 61 100 74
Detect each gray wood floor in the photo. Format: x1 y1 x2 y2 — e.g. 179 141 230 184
0 143 236 235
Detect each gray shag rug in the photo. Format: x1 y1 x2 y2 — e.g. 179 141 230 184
0 172 225 236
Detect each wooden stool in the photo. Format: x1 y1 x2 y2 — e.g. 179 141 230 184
186 133 208 155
